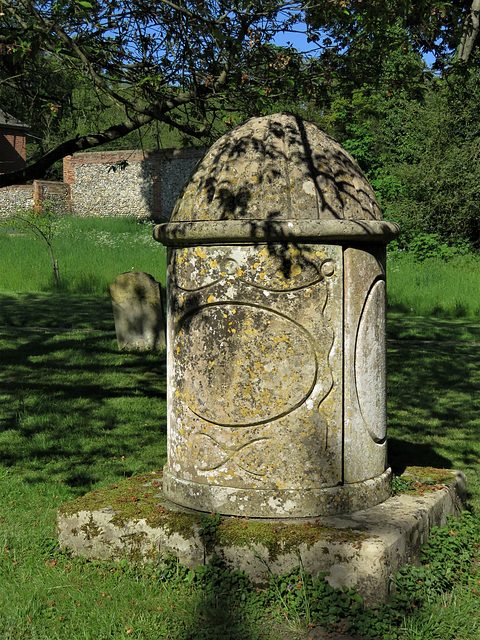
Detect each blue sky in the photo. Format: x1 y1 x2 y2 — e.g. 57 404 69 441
273 27 312 53
273 27 437 68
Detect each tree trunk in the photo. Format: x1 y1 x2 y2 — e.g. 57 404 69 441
458 0 480 62
47 243 59 286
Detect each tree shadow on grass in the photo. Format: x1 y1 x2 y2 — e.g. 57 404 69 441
0 292 115 330
388 438 452 475
0 327 167 494
387 341 480 501
387 309 480 342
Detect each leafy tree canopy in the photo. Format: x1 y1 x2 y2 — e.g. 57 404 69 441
0 0 479 187
0 0 314 186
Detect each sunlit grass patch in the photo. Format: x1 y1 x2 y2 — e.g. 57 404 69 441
387 253 480 319
0 216 166 295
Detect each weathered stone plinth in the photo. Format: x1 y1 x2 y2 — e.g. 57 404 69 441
57 468 466 607
154 113 400 518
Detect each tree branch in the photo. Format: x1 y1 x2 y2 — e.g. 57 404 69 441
0 112 155 188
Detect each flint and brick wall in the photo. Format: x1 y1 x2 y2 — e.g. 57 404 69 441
63 147 206 221
0 181 70 218
34 181 70 214
0 184 34 216
0 146 205 220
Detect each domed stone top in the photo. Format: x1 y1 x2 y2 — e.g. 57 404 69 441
171 113 382 222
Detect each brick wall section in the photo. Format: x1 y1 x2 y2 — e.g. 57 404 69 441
0 181 70 218
63 147 206 221
33 181 70 215
0 127 27 174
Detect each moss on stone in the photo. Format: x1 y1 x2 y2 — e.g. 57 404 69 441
58 471 203 537
396 467 456 494
60 472 166 522
161 511 200 539
80 516 105 541
402 466 454 484
213 518 369 561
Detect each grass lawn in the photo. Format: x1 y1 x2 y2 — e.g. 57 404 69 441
1 218 480 639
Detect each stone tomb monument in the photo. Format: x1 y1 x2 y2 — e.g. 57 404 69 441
57 114 465 603
154 113 400 518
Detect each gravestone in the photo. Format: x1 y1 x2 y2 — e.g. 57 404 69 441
153 113 400 518
110 271 166 350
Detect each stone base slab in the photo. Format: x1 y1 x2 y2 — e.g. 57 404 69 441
57 469 466 607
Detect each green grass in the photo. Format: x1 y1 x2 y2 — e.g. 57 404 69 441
0 327 166 488
387 312 480 342
0 292 114 329
387 252 480 319
2 219 480 639
387 340 480 511
0 216 166 294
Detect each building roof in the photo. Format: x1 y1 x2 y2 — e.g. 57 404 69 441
0 109 29 130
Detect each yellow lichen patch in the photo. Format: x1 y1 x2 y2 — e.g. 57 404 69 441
196 247 206 259
287 246 301 257
290 264 302 277
207 295 215 304
242 384 252 398
210 260 218 268
236 269 244 277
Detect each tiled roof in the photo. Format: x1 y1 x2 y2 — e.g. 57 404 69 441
0 109 29 129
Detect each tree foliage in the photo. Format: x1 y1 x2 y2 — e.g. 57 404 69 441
0 0 314 186
1 0 480 188
306 0 480 79
374 66 480 247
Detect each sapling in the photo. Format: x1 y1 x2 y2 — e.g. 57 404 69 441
4 203 60 286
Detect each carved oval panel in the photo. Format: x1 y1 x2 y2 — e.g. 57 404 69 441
355 280 387 442
176 304 317 426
